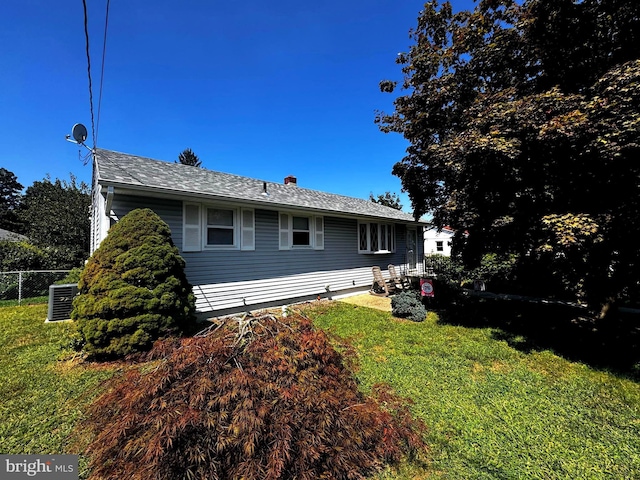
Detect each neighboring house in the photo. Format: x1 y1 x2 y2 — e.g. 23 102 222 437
0 228 27 242
424 226 455 256
91 149 426 316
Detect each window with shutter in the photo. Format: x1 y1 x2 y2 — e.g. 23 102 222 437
183 203 254 251
279 213 323 250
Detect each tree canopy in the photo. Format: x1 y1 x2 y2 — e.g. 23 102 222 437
369 191 403 210
0 168 23 232
18 175 91 267
377 0 640 310
176 148 202 167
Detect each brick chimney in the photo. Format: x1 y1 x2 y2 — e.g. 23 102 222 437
284 175 297 186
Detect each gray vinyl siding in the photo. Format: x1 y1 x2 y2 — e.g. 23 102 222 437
109 194 416 286
183 211 409 285
110 194 184 245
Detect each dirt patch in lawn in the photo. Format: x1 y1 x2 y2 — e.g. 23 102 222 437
338 294 392 312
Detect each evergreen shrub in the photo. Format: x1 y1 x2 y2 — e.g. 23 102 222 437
55 267 83 285
392 290 427 322
71 208 196 359
81 314 427 480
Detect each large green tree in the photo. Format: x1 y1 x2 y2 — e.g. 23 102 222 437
18 175 91 267
0 168 23 232
377 0 640 313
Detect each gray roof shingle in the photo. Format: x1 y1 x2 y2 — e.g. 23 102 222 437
94 149 419 223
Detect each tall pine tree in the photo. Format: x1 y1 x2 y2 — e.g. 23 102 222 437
176 148 202 167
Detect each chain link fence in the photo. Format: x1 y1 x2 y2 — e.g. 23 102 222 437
0 270 72 305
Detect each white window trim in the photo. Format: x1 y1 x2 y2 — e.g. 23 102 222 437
358 221 396 254
279 212 324 250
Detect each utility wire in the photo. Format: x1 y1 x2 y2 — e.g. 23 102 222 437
82 0 97 148
95 0 111 147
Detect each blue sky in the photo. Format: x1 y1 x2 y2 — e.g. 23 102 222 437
1 0 475 213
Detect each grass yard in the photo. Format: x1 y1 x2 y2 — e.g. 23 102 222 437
0 304 121 476
0 296 48 308
304 301 640 480
1 300 639 479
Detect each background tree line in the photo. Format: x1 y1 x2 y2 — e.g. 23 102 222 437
0 167 90 271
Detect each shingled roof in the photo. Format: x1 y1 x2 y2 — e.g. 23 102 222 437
94 149 419 223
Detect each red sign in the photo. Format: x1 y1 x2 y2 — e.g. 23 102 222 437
420 278 434 297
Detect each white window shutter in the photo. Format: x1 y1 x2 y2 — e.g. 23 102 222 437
279 213 290 250
314 216 324 250
183 203 201 252
241 209 255 251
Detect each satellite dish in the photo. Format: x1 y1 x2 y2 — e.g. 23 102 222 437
71 123 88 144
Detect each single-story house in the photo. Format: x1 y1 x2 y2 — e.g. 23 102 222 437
91 149 427 316
424 226 455 256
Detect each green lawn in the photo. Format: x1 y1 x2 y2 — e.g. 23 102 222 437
305 301 640 479
0 304 120 476
1 301 639 479
0 296 48 308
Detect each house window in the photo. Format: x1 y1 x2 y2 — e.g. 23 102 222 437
292 216 310 246
370 224 379 251
359 223 368 251
436 241 444 252
279 213 324 250
182 203 254 252
358 222 395 254
206 208 235 246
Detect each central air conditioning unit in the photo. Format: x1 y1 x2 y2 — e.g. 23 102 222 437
46 283 79 322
